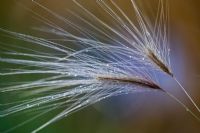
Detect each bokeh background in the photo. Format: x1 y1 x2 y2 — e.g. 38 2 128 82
0 0 200 133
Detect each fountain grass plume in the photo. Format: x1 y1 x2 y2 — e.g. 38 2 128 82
0 0 200 132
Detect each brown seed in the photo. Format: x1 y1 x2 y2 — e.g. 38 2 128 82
147 49 173 77
97 76 162 90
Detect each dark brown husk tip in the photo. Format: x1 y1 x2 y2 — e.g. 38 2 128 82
147 49 173 77
97 76 162 90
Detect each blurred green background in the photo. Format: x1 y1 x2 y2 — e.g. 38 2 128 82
0 0 200 133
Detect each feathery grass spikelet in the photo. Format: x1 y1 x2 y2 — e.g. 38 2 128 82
0 0 199 132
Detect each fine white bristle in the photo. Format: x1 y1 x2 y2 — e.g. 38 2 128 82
0 0 199 132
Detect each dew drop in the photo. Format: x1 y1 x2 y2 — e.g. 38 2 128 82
146 31 151 36
97 99 101 102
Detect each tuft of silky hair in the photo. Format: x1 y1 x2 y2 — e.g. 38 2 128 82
0 0 199 132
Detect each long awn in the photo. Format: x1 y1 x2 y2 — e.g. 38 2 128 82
0 0 199 132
